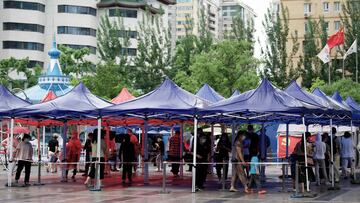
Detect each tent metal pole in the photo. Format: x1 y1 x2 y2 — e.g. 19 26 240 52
0 121 3 143
7 118 14 187
180 123 184 178
285 123 289 177
210 124 214 174
302 117 310 192
144 119 149 185
42 126 46 157
191 117 198 193
61 122 67 182
330 118 335 188
94 118 102 190
231 121 236 178
285 123 289 159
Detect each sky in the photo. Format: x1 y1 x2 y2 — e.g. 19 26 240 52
241 0 272 59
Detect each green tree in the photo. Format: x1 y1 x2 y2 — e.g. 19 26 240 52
132 11 173 93
97 13 130 62
261 3 300 88
341 0 360 82
311 78 360 102
178 40 259 97
58 45 94 77
227 13 255 47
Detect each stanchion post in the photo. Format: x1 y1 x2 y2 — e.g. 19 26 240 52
34 127 44 186
161 161 170 194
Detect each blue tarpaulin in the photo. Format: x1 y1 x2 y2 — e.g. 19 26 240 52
14 83 112 119
312 88 351 113
102 79 211 117
0 85 31 118
196 84 224 103
345 96 360 120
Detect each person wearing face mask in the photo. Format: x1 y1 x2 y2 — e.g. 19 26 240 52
194 128 211 191
14 134 33 186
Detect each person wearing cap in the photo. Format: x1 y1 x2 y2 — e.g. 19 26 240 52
47 133 59 173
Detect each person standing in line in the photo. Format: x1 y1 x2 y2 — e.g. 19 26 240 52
341 131 356 179
119 134 135 184
327 127 340 182
247 125 259 158
229 130 249 193
155 136 165 172
128 129 139 173
82 133 93 176
195 128 211 191
214 133 231 182
313 133 328 185
84 130 108 187
248 154 267 194
65 132 82 182
14 134 33 186
47 134 59 173
242 133 251 177
168 131 181 177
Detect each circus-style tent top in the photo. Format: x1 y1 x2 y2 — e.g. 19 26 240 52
17 37 73 103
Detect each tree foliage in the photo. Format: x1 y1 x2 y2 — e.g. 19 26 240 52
176 40 259 97
310 78 360 102
58 45 94 77
261 3 300 88
132 11 173 93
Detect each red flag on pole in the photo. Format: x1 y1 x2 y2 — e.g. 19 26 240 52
327 27 344 50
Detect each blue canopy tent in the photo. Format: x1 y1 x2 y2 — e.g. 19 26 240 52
230 90 241 98
200 78 333 191
196 83 225 103
101 78 211 192
346 96 360 120
0 85 31 187
14 82 112 190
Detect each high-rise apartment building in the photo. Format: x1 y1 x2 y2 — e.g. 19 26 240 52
218 0 256 40
0 0 175 71
281 0 344 59
175 0 220 39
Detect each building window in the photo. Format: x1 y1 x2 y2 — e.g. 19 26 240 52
109 9 137 18
3 41 44 51
177 28 182 31
304 3 311 14
58 5 96 16
177 0 192 3
334 21 341 31
304 22 309 33
177 6 193 11
57 26 96 37
3 1 45 12
121 48 137 56
3 22 44 33
61 44 96 54
325 21 329 32
323 2 330 12
28 60 44 68
334 2 341 12
118 30 138 39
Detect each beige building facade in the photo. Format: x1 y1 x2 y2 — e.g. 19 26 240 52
281 0 345 61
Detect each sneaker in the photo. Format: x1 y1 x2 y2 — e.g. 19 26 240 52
258 190 267 194
229 187 238 192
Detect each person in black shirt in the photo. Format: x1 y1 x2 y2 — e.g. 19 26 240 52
247 125 259 158
47 134 59 173
214 133 231 181
195 128 211 191
119 134 135 184
82 133 93 176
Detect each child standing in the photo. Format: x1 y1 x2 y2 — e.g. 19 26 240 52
249 155 266 194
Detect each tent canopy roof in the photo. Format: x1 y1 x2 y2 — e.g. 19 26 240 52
285 81 330 109
14 83 112 119
196 83 224 103
111 87 135 104
203 79 318 115
102 78 211 117
0 85 31 117
312 88 350 112
230 90 241 98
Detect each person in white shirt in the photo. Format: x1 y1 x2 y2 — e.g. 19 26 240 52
341 131 355 179
313 133 328 185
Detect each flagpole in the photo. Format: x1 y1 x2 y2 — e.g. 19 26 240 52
356 37 358 83
342 57 345 79
328 60 331 85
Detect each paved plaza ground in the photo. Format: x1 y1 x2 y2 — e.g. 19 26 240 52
1 164 360 203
